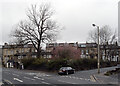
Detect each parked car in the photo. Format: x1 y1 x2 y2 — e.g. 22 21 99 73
58 67 75 75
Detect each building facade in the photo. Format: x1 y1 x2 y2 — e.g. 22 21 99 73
118 1 120 46
46 42 120 61
0 45 2 59
78 43 97 59
2 43 36 66
46 42 78 52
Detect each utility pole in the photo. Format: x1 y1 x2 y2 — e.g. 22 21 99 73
92 24 100 74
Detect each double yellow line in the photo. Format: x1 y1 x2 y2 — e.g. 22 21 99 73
90 75 97 82
3 79 15 86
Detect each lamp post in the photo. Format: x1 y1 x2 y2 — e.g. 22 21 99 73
92 24 100 74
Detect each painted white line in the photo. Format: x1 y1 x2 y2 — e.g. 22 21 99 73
13 74 19 77
60 76 65 77
58 80 77 84
14 78 23 83
87 79 91 81
84 79 89 81
72 77 76 79
65 76 68 77
24 77 35 81
0 82 3 85
34 76 44 80
42 81 50 84
75 77 79 79
46 75 51 76
4 72 10 74
79 78 83 80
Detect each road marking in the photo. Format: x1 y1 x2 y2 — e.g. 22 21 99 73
36 73 51 77
79 78 83 80
90 75 96 82
34 76 44 80
26 73 36 75
0 82 3 85
4 72 10 74
72 77 76 79
13 73 19 77
58 80 77 84
60 75 92 82
41 81 50 84
84 78 89 81
75 77 79 79
24 77 35 81
92 75 104 84
87 79 91 81
46 75 51 77
3 79 13 84
14 78 23 83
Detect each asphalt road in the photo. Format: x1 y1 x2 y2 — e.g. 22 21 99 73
2 66 117 85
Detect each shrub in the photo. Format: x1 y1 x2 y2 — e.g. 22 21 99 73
21 57 117 71
21 58 35 69
47 58 69 71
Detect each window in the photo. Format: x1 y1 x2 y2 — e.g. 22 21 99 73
86 50 88 54
22 48 24 52
81 50 84 55
81 44 86 47
11 50 13 55
6 50 8 55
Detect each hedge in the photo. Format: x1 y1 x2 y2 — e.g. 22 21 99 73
21 58 117 71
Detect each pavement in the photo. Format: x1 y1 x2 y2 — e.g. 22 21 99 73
93 66 119 85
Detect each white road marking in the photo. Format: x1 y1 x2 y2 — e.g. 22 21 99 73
13 74 19 77
0 82 3 85
34 76 44 80
79 78 83 80
84 79 89 81
26 73 36 75
14 78 23 83
75 77 79 79
46 75 51 76
36 73 51 77
58 80 77 84
87 79 91 81
60 75 92 82
41 81 50 84
72 77 76 79
24 77 35 81
4 72 10 74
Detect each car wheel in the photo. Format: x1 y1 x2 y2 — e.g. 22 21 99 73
66 71 68 75
73 70 75 74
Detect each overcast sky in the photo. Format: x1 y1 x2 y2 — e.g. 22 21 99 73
0 0 119 45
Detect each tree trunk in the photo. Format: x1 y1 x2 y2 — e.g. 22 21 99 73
37 41 41 58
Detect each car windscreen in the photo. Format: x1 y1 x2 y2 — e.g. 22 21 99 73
60 67 72 70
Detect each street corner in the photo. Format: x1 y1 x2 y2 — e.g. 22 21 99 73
93 73 119 84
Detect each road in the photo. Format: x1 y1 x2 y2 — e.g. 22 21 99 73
2 66 118 85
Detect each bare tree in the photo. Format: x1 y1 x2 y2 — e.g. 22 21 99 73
12 4 59 58
88 25 118 61
99 25 112 44
88 25 112 44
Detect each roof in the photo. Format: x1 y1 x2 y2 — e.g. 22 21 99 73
2 44 34 49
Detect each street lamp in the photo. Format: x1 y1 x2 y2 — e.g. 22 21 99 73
92 24 100 74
